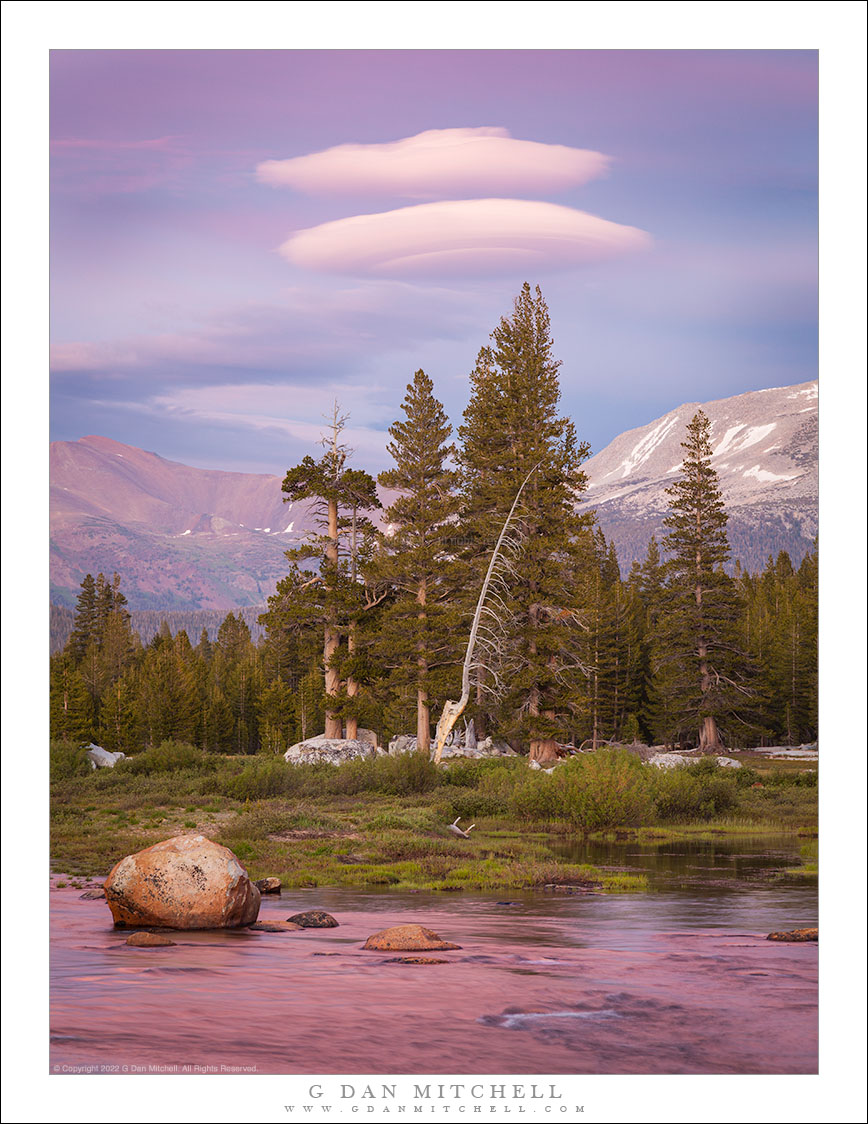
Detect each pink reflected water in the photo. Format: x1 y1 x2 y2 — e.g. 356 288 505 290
50 886 817 1075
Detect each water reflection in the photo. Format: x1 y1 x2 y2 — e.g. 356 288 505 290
49 836 818 1074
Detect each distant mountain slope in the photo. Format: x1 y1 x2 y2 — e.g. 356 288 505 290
50 383 818 609
582 381 818 572
50 435 319 610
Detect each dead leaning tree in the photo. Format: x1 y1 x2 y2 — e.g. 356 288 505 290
432 463 540 765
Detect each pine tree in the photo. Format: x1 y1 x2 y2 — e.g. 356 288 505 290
655 410 746 749
262 404 381 740
50 653 95 742
66 574 98 663
457 283 593 759
371 369 462 753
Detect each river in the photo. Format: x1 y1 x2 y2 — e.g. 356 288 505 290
49 836 817 1075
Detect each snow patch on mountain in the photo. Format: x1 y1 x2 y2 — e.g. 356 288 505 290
742 465 798 484
614 413 680 480
582 381 818 573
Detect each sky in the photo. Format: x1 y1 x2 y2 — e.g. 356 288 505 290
49 49 819 475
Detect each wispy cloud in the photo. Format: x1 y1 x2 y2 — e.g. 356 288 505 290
279 198 652 278
117 382 394 465
50 282 489 382
257 127 610 198
51 135 194 196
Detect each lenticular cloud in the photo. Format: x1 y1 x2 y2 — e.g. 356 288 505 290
279 199 652 278
257 127 610 197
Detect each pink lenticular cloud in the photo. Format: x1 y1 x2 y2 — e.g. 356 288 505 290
279 199 652 278
257 127 610 198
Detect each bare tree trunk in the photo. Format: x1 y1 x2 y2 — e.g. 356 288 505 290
529 739 559 763
324 494 343 739
530 705 559 763
416 577 430 755
345 620 358 740
699 714 723 751
474 668 487 740
433 465 539 763
417 689 430 755
697 630 723 749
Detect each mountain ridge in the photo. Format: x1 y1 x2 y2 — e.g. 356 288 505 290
50 381 818 609
581 380 818 572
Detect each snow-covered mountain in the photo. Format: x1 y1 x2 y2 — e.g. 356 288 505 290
582 382 818 572
50 382 818 610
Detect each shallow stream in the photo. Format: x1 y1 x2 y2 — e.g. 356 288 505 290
50 836 817 1075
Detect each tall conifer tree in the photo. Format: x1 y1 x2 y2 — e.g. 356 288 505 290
372 369 461 752
262 405 381 740
655 410 745 749
457 283 593 758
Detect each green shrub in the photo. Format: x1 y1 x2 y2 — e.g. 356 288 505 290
652 760 740 820
512 750 656 834
50 740 92 781
225 757 308 800
326 752 440 796
763 767 818 788
441 758 522 788
441 768 514 819
118 741 216 775
511 773 562 822
225 751 441 802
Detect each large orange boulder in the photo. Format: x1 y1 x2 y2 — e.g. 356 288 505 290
362 924 461 951
104 835 261 930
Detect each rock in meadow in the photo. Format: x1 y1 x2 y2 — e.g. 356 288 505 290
125 932 176 947
254 877 282 894
647 752 693 769
362 924 461 951
388 734 417 757
85 743 126 770
284 735 377 765
104 834 261 930
286 910 339 928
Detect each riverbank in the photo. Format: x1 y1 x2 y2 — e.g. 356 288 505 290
50 746 817 891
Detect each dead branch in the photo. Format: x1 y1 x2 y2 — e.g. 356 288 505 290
432 464 541 763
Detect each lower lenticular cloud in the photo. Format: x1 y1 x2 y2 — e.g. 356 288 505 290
279 199 652 278
257 127 609 197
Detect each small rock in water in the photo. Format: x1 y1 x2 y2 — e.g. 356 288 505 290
766 927 818 942
363 924 461 951
248 921 301 933
79 888 106 900
126 932 176 947
286 910 339 928
254 877 282 894
383 956 450 965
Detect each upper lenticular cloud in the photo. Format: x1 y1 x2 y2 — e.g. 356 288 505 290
279 199 652 278
257 127 610 197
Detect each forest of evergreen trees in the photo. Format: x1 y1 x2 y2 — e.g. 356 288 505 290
49 285 818 756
